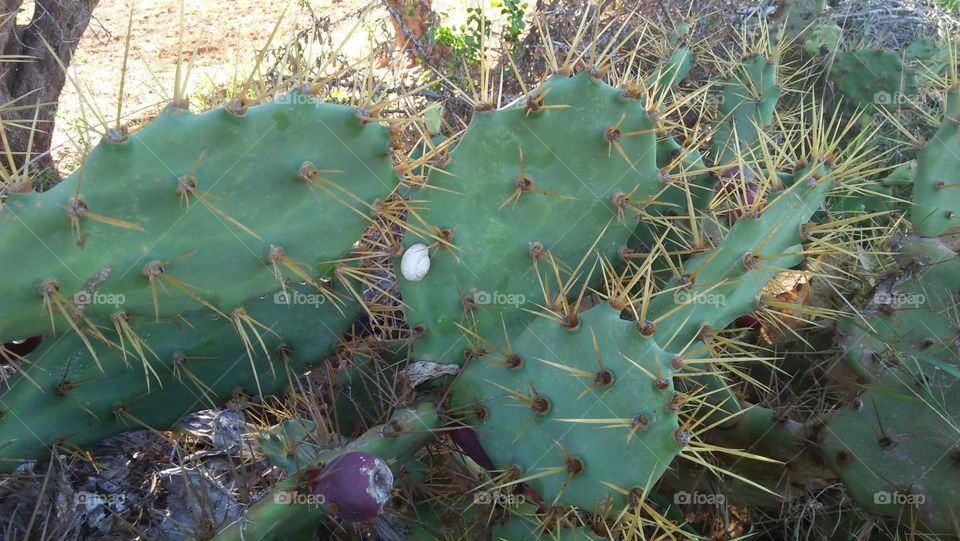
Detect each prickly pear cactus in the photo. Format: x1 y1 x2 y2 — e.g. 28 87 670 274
434 27 860 517
774 0 827 43
5 6 956 540
0 92 396 341
633 47 782 274
451 303 685 510
837 236 960 382
911 88 960 237
629 33 707 261
712 54 781 166
827 236 960 534
905 37 949 77
492 511 604 541
830 49 917 108
214 403 438 541
397 72 659 365
820 368 960 535
646 163 835 348
802 23 841 57
0 283 360 471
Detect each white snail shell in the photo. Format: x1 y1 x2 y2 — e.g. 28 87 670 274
401 243 431 282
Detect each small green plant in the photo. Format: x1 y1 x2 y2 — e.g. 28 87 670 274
435 7 490 65
493 0 527 45
434 0 526 65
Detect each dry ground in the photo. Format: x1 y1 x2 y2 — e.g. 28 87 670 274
50 0 530 176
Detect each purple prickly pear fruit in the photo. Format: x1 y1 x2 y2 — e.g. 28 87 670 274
1 336 44 362
449 425 495 470
524 485 545 505
718 164 756 183
735 313 763 330
306 451 394 522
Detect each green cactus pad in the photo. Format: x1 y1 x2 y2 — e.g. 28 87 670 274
646 165 834 348
0 92 395 341
820 368 960 535
631 128 714 262
493 520 603 541
803 23 842 57
829 236 960 534
450 303 684 510
905 38 948 78
711 54 781 167
911 88 960 236
830 49 917 108
774 0 827 44
630 43 704 261
398 72 659 365
838 236 960 383
0 283 360 471
646 46 694 103
881 160 916 187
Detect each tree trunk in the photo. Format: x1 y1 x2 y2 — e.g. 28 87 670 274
383 0 436 63
0 0 99 186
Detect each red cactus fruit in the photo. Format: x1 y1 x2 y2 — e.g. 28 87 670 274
449 425 495 470
306 451 393 522
1 336 44 362
735 313 763 330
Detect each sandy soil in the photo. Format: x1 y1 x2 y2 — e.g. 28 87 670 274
54 0 292 170
51 0 527 175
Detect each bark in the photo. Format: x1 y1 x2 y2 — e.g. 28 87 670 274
0 0 99 181
383 0 435 61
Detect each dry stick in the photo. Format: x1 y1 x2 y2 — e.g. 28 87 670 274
381 0 430 60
